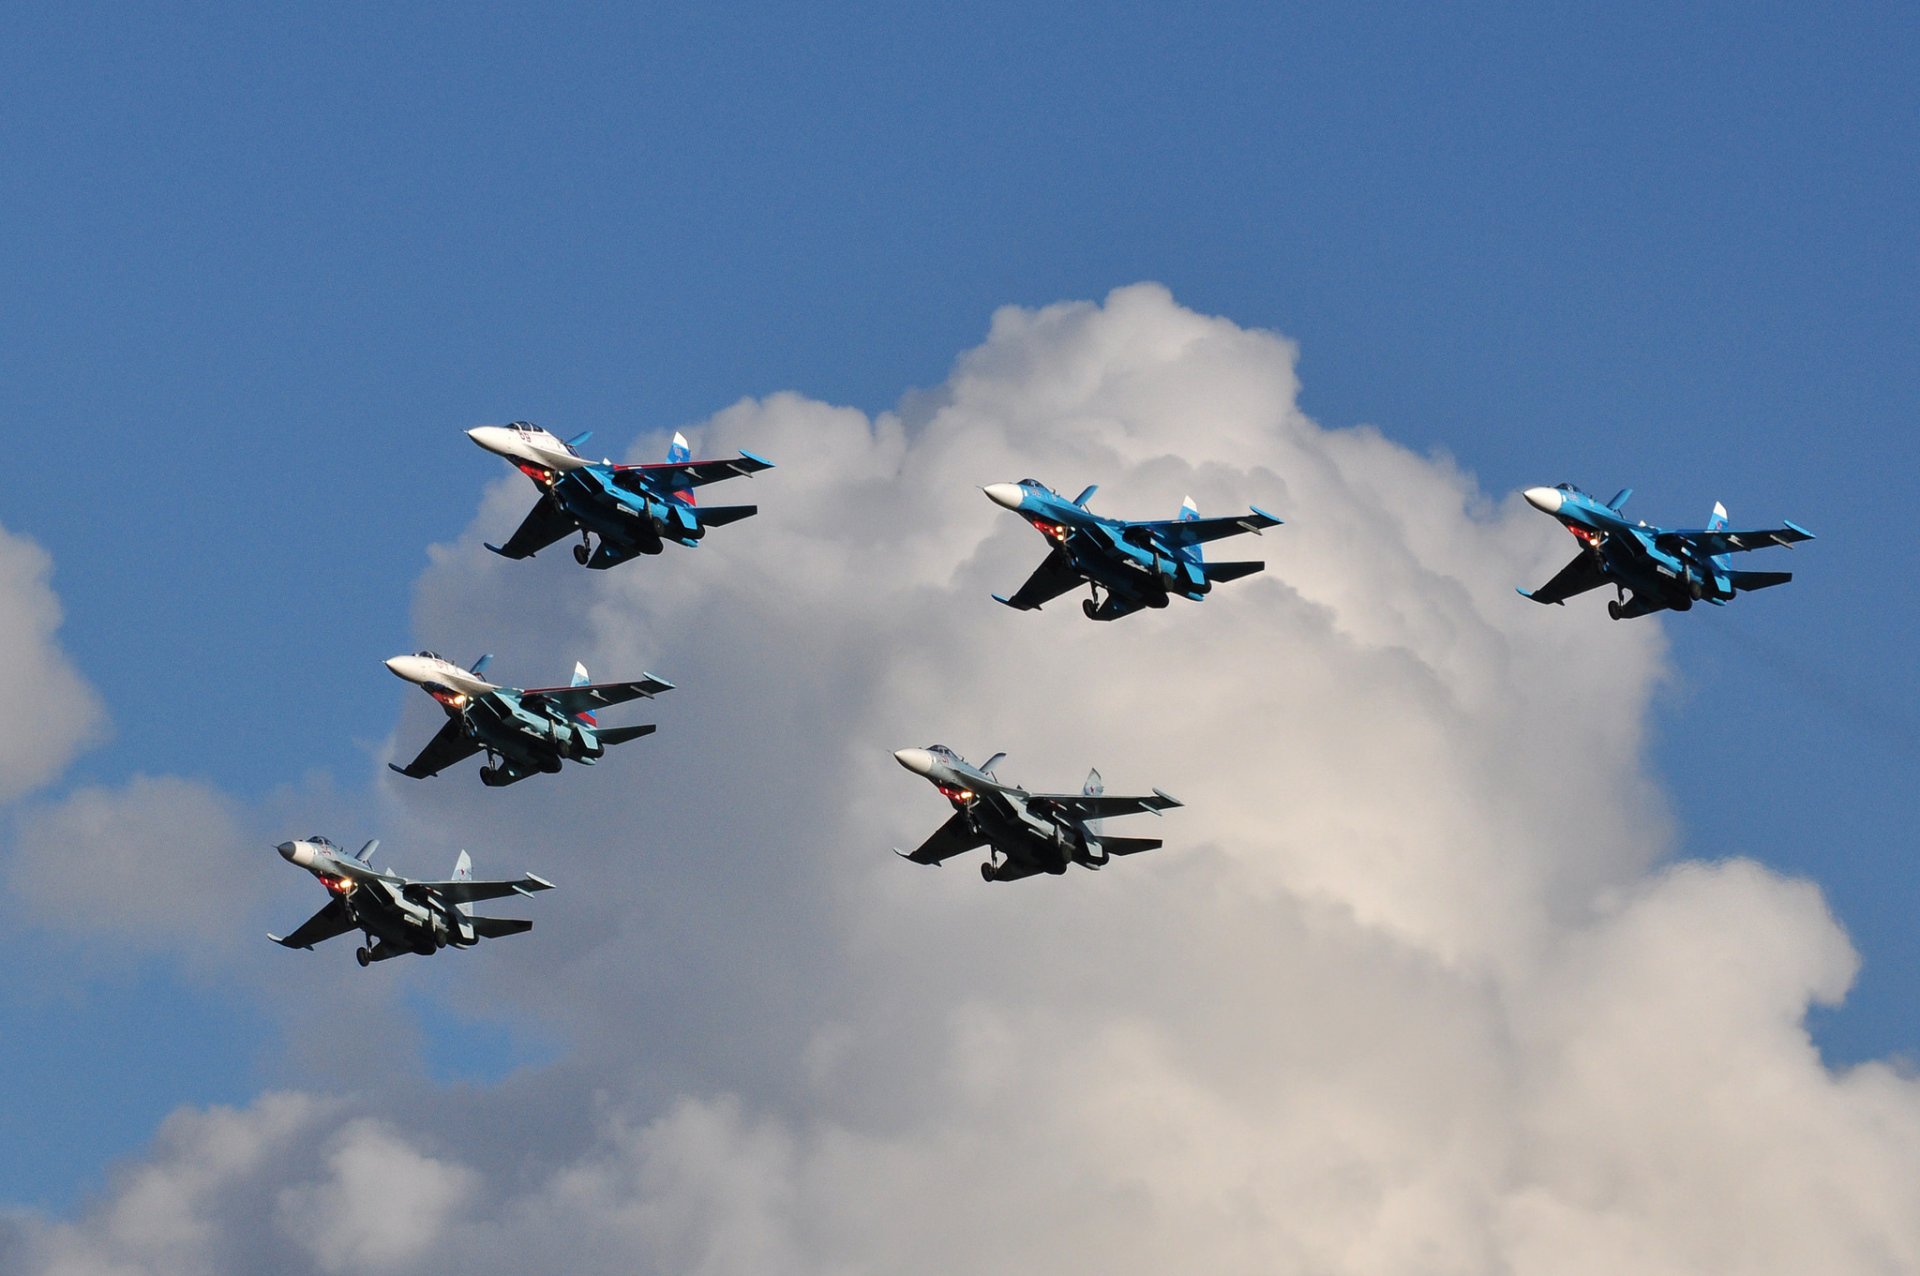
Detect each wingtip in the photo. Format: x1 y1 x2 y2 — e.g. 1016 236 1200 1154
992 594 1033 610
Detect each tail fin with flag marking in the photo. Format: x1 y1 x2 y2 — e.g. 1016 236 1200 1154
1707 501 1732 572
570 662 597 724
453 850 473 916
667 432 696 505
1177 497 1203 563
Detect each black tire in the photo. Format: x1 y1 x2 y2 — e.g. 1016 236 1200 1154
573 543 591 565
1082 599 1100 619
980 861 996 883
355 946 371 967
1607 601 1623 620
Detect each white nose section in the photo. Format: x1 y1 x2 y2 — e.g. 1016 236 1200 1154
466 425 516 457
982 483 1024 511
893 748 936 776
384 655 430 684
277 841 316 868
1523 486 1564 514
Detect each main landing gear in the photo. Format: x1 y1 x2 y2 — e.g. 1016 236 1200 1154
573 537 593 566
355 945 371 967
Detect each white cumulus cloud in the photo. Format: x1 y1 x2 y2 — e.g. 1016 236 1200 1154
6 285 1916 1275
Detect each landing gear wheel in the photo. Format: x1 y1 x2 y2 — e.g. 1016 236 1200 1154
1607 600 1623 621
479 765 503 787
355 946 371 967
980 861 996 883
573 542 592 566
1082 599 1100 619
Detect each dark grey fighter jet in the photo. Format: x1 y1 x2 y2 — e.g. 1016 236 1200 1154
892 746 1181 882
269 836 553 966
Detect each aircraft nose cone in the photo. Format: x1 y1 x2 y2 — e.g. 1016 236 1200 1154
894 748 936 776
384 655 423 683
466 425 514 456
278 841 315 868
276 841 297 861
982 483 1024 511
1524 486 1564 515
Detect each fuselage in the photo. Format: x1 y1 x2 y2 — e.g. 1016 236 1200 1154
894 746 1102 877
984 480 1207 606
278 838 472 955
468 423 704 554
1523 484 1729 610
385 653 603 782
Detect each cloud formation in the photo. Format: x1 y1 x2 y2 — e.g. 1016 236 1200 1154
7 286 1917 1274
0 522 103 803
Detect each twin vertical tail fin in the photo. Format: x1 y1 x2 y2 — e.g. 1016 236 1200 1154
1177 497 1203 564
1707 501 1732 571
452 850 473 917
571 662 597 725
667 432 697 506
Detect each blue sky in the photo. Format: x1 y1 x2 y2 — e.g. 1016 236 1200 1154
2 1 1916 1220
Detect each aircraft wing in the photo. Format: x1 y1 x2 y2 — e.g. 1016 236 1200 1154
520 675 674 718
1660 522 1815 557
1030 789 1182 820
1130 507 1283 549
270 897 355 950
1519 551 1610 606
994 547 1085 610
389 717 482 779
412 874 555 905
613 452 775 491
898 811 988 865
487 497 579 560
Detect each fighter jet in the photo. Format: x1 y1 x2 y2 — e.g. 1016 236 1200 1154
270 835 552 966
386 651 671 786
470 422 774 569
892 745 1182 882
1519 483 1814 619
983 479 1282 620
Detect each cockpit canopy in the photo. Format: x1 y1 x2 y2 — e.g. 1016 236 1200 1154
413 650 445 662
506 421 579 457
922 744 961 763
1552 482 1590 498
1017 478 1051 493
307 835 337 850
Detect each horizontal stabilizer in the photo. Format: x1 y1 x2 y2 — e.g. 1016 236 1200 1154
1729 569 1792 593
1098 836 1162 857
594 722 658 747
1206 560 1264 584
697 504 758 528
469 916 533 939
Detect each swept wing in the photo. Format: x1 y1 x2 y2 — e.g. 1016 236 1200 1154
899 811 988 865
1520 551 1610 605
612 452 774 491
1127 506 1283 549
390 717 482 779
270 897 355 950
1029 789 1182 820
994 546 1085 610
407 874 555 905
519 675 674 718
1658 522 1815 557
487 497 578 560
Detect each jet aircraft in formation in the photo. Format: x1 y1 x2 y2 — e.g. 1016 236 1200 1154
984 479 1282 620
1518 483 1814 619
386 651 672 786
270 835 552 966
470 422 774 570
893 745 1181 882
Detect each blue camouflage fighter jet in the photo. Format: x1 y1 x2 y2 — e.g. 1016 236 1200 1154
1519 483 1814 619
385 651 672 787
469 422 774 569
983 479 1282 620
